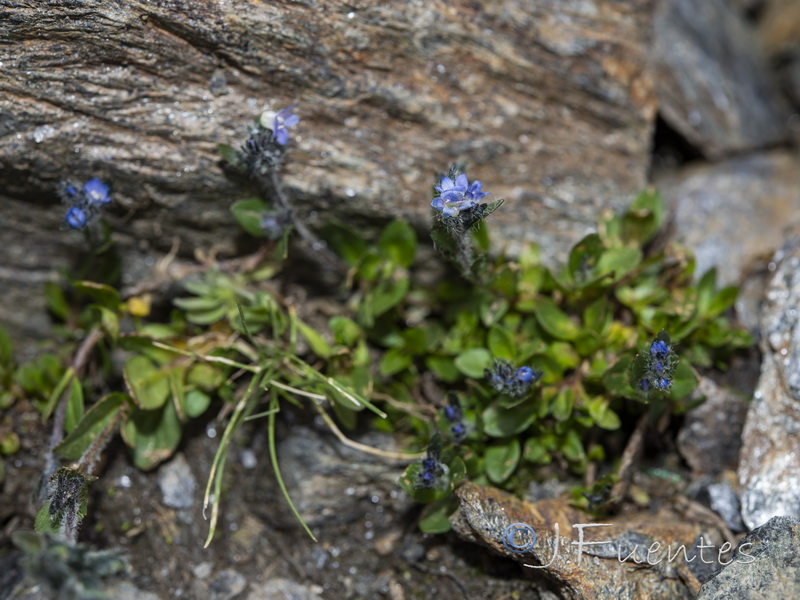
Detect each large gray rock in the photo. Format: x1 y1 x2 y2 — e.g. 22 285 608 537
652 0 790 158
738 237 800 530
657 151 800 288
0 0 657 352
697 516 800 599
676 377 749 476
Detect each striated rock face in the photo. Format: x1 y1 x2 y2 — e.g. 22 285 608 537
0 0 657 349
738 237 800 531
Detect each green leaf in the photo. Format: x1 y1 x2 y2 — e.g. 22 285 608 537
371 278 409 316
695 268 717 317
187 363 224 391
454 348 492 379
378 220 417 268
669 360 698 401
596 247 642 282
323 221 368 267
586 397 621 430
296 320 333 359
55 393 129 461
708 286 739 318
231 198 269 237
124 355 171 410
173 296 223 311
329 316 362 347
217 143 241 168
523 437 550 464
487 326 515 360
568 233 604 285
379 348 412 376
551 388 574 421
44 282 70 321
485 438 521 484
622 188 664 246
121 400 182 471
482 400 538 437
184 304 228 325
419 497 455 534
425 356 461 383
99 306 119 341
182 389 212 418
73 281 121 310
534 298 581 341
64 378 84 433
560 429 585 461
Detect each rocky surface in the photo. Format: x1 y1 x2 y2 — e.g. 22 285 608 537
656 151 800 288
676 377 749 476
451 481 723 599
0 0 657 352
738 236 800 531
651 0 789 159
697 516 800 599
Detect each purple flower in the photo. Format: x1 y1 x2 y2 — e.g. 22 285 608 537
83 178 110 205
65 206 87 229
272 105 299 145
431 173 485 217
465 180 489 204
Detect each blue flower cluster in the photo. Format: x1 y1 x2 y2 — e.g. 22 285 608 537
485 358 543 398
414 436 448 489
59 178 111 229
637 337 677 393
443 394 466 443
431 173 489 218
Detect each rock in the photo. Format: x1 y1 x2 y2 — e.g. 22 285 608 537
0 1 658 352
739 237 800 530
265 426 412 528
697 516 800 599
651 0 789 159
676 377 749 476
203 568 247 600
657 151 800 288
708 480 746 533
451 481 723 599
247 578 324 600
759 0 800 113
157 453 197 510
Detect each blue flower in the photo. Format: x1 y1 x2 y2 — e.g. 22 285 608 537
272 105 299 145
653 377 671 390
650 340 669 356
65 206 87 229
485 358 542 398
638 378 651 392
431 173 485 217
444 405 460 422
516 366 534 383
451 423 466 441
84 178 110 205
65 185 77 197
465 180 489 204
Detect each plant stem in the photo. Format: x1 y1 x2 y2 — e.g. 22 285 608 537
257 169 347 275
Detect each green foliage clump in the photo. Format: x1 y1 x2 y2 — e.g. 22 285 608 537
10 109 752 550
